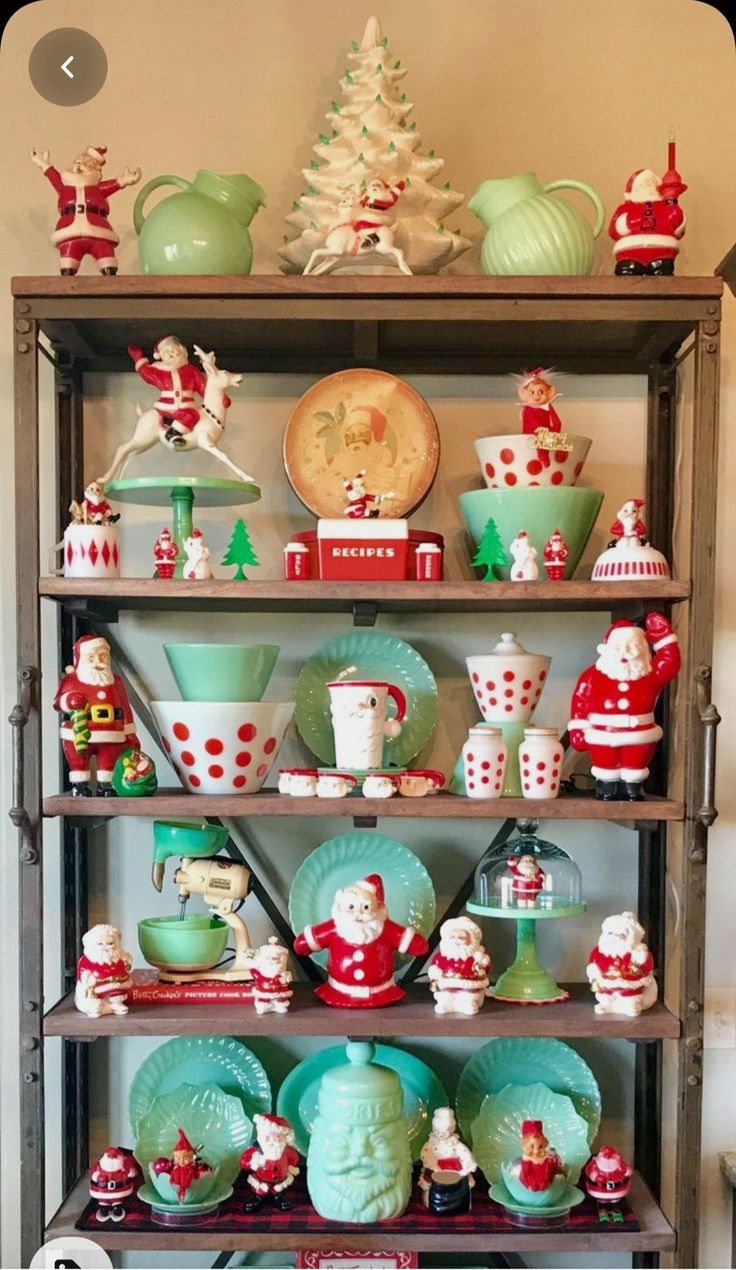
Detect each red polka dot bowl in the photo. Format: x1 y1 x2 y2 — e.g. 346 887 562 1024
466 633 551 724
460 486 603 581
474 433 592 489
151 701 295 794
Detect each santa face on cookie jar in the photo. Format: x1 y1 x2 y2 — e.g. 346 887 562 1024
586 911 658 1016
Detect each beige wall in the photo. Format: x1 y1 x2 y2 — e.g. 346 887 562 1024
1 1 735 1266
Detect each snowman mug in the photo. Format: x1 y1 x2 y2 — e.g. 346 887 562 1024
326 680 407 770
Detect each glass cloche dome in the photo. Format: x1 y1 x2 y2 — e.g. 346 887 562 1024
472 826 583 915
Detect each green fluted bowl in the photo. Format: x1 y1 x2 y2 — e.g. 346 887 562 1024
148 1161 220 1206
164 643 280 702
138 915 228 971
459 486 603 580
501 1162 570 1208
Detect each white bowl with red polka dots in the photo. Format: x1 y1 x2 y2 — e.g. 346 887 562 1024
474 433 592 489
466 633 551 724
151 701 294 795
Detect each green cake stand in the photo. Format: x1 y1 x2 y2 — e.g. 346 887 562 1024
107 475 260 578
466 900 586 1004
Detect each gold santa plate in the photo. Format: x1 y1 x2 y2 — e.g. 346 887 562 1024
283 369 440 519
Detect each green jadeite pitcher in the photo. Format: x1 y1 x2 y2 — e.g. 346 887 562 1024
469 172 604 276
134 169 266 275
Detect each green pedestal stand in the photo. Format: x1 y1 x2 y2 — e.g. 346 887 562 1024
466 901 586 1004
107 475 260 578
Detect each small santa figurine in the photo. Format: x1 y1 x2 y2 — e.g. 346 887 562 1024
153 527 179 579
543 528 569 582
505 854 546 908
428 917 490 1016
515 1120 565 1193
75 923 133 1017
609 167 686 277
31 144 141 275
610 498 647 545
151 1129 213 1203
89 1147 140 1223
568 612 680 801
509 531 539 582
343 469 394 519
586 911 657 1016
293 873 429 1008
54 634 140 797
516 368 565 467
584 1145 633 1203
68 480 119 526
240 1113 301 1212
251 937 293 1015
356 178 406 234
128 337 225 446
419 1107 477 1204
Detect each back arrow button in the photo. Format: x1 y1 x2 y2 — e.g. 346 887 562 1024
61 55 74 78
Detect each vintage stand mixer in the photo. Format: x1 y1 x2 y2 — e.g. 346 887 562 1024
140 821 255 983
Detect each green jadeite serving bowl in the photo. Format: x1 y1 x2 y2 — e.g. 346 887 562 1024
138 915 229 971
148 1161 221 1206
501 1161 570 1207
164 643 280 702
459 486 603 580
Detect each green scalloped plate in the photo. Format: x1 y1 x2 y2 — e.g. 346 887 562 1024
455 1038 601 1145
470 1082 591 1186
134 1082 252 1186
288 832 436 969
128 1036 271 1135
276 1043 448 1161
295 632 438 767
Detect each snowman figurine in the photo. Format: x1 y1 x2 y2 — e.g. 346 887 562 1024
509 531 539 582
182 529 213 580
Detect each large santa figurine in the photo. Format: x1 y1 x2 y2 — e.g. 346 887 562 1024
54 634 140 797
31 144 141 275
293 873 428 1008
89 1147 140 1223
240 1114 301 1212
586 911 657 1017
609 168 686 276
428 917 490 1016
127 336 228 446
75 923 133 1017
419 1107 477 1205
568 612 680 801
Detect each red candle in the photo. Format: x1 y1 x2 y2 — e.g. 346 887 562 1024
668 129 676 172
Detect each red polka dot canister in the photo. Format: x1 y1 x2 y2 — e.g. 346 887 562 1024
518 727 564 799
466 633 551 724
462 726 507 800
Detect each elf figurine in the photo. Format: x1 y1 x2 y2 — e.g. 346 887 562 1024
240 1114 301 1212
89 1147 140 1223
505 854 546 908
543 529 569 581
31 144 141 275
153 527 179 579
515 1120 565 1192
516 368 565 467
54 635 140 797
151 1129 213 1204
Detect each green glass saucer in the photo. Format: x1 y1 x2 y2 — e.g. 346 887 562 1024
138 1179 233 1219
489 1178 585 1220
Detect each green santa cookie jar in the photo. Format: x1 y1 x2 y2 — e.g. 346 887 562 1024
307 1042 412 1223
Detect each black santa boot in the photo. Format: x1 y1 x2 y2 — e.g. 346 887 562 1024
595 778 622 801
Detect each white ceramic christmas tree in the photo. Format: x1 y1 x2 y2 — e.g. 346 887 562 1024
279 16 470 275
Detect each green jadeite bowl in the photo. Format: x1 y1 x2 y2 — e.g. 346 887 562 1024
164 643 280 702
459 486 603 580
501 1161 570 1208
138 915 229 971
148 1161 220 1206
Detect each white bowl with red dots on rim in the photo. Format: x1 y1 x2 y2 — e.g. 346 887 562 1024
151 701 294 794
474 433 592 489
466 633 551 724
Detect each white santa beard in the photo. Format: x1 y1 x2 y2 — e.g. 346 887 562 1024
85 943 119 964
596 652 649 681
440 940 476 959
599 934 634 957
77 665 114 686
333 912 384 945
597 1157 620 1173
259 1136 288 1159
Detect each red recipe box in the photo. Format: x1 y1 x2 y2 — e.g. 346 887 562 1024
317 518 409 580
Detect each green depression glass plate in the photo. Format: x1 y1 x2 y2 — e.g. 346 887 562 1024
295 632 438 767
138 1179 234 1215
489 1179 585 1218
134 1083 252 1186
276 1043 448 1161
107 475 261 506
455 1037 601 1145
288 832 436 969
128 1036 271 1135
470 1082 591 1186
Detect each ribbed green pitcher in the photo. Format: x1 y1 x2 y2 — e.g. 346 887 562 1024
469 172 604 276
134 169 266 275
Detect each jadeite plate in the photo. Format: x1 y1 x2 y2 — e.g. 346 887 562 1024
134 1083 253 1186
128 1036 271 1135
276 1043 448 1161
455 1037 601 1145
470 1082 591 1187
295 632 438 767
489 1179 585 1218
138 1179 234 1215
288 832 436 969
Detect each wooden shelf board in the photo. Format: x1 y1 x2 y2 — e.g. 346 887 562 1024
43 788 684 822
43 982 680 1040
46 1171 675 1252
39 576 691 617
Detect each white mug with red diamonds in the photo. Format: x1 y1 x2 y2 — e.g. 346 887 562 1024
50 523 120 579
519 727 564 799
327 679 407 770
462 726 507 799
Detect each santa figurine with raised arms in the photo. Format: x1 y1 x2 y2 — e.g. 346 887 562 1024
240 1114 301 1212
609 167 686 276
586 911 657 1017
428 917 490 1016
54 634 140 797
293 873 428 1008
31 143 141 275
568 612 680 801
127 336 229 447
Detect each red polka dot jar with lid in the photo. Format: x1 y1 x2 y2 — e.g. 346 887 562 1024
462 726 507 800
519 727 565 800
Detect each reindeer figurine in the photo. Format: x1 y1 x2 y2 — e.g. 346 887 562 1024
97 340 257 485
304 180 412 276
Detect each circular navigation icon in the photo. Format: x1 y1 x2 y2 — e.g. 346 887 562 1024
30 1235 112 1269
29 29 108 106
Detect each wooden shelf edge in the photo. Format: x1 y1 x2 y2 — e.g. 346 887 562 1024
45 1172 675 1252
43 983 681 1040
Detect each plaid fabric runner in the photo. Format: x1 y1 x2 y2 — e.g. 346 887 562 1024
77 1172 640 1237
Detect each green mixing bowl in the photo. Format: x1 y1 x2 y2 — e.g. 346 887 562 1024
164 643 280 702
138 915 229 971
459 486 603 580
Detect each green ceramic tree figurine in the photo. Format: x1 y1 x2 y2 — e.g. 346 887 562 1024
221 517 260 580
471 517 510 580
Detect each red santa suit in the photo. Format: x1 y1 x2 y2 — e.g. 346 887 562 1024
85 497 114 524
76 953 131 1005
568 616 680 782
543 530 569 581
54 635 139 783
519 1150 563 1192
154 528 179 578
586 945 654 999
128 343 211 432
251 965 293 1011
507 857 545 903
42 154 122 271
428 950 489 997
89 1148 139 1218
520 388 565 468
609 171 685 272
352 180 405 242
584 1147 633 1202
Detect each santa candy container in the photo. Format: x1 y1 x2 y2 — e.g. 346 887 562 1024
31 144 141 275
587 911 657 1016
543 529 569 581
89 1147 140 1223
153 527 179 579
75 923 133 1017
241 1114 301 1212
251 937 293 1015
519 727 564 799
54 635 140 797
609 159 686 276
293 873 428 1008
584 1146 633 1203
462 726 507 800
307 1041 412 1222
428 917 490 1016
419 1107 477 1214
568 612 680 801
504 854 546 908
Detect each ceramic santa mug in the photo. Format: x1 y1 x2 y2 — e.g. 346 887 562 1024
50 522 121 578
316 771 358 799
278 768 318 797
398 769 445 797
362 772 400 799
326 680 407 770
